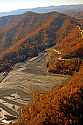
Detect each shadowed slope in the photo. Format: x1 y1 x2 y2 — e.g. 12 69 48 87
0 12 75 62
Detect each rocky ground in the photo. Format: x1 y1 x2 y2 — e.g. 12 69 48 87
0 52 69 124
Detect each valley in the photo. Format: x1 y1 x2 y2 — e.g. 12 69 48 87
0 4 82 125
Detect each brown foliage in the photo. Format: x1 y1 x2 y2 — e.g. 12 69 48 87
56 26 83 55
46 49 81 75
0 12 75 61
10 64 83 125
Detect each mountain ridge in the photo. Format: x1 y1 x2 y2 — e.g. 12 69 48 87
0 11 75 62
0 4 83 17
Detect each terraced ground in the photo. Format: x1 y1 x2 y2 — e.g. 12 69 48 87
0 52 70 124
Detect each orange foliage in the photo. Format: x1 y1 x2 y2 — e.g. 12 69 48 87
10 63 83 125
0 16 54 60
57 26 83 55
